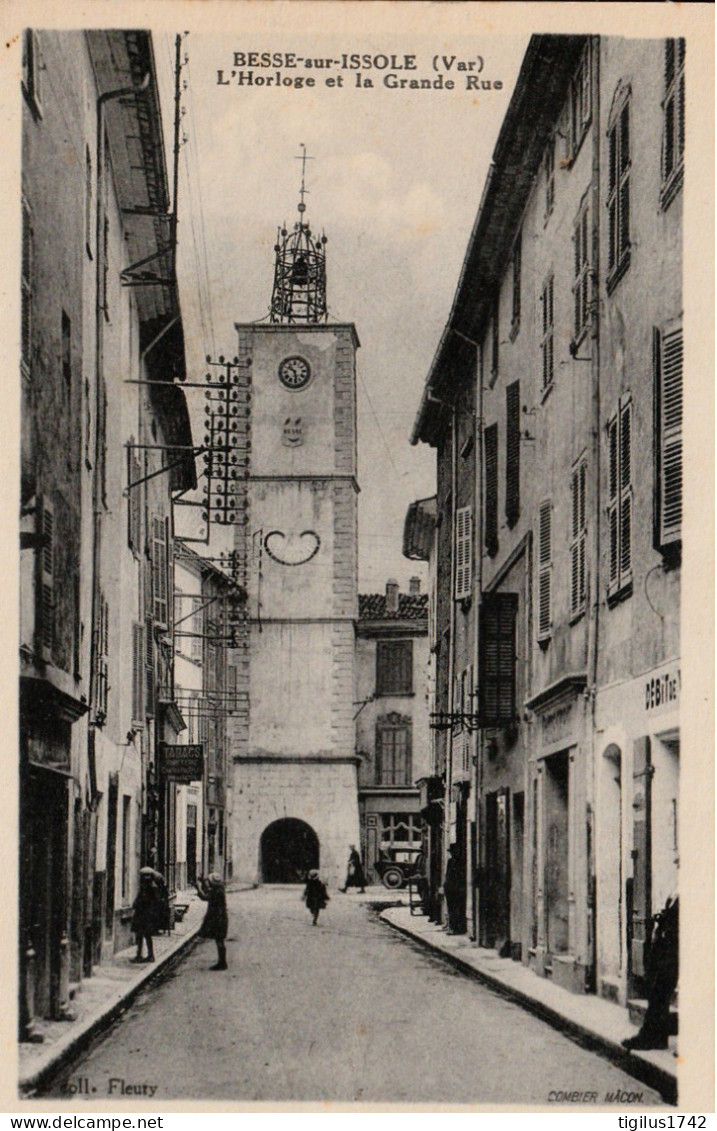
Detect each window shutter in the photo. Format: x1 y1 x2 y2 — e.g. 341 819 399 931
570 462 587 615
132 622 144 721
538 501 552 639
144 613 155 717
455 505 472 599
191 598 203 662
619 398 632 580
541 276 554 390
512 233 522 327
479 593 518 727
35 494 54 661
505 382 520 527
657 325 683 547
127 447 142 555
152 516 169 625
21 201 33 369
607 416 619 588
484 424 499 557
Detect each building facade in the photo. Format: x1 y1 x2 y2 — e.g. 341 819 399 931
228 185 361 888
412 35 682 1007
355 579 430 884
173 541 246 887
19 29 193 1038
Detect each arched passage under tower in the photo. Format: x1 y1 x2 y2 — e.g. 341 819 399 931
259 818 319 883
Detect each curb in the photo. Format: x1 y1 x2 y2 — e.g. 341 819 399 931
19 924 203 1098
380 912 677 1106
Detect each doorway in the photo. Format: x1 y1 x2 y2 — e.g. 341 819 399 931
260 818 319 883
544 750 570 959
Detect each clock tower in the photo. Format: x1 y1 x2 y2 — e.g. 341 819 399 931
230 152 361 886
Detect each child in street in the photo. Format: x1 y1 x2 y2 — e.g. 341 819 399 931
303 869 330 925
195 873 229 970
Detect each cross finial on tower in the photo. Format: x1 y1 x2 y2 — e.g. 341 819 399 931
294 143 314 217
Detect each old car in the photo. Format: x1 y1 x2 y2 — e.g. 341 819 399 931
374 848 423 890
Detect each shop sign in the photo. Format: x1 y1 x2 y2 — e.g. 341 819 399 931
644 667 680 713
159 743 204 783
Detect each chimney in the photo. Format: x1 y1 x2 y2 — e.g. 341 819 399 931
409 576 421 595
385 578 399 614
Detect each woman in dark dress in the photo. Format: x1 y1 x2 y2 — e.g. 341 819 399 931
339 845 367 893
195 873 229 970
130 867 167 963
303 869 330 925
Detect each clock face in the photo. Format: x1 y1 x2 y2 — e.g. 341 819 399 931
278 355 311 390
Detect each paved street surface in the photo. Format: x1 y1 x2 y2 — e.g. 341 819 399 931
48 888 663 1105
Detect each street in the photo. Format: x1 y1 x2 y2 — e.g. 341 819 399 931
48 888 663 1105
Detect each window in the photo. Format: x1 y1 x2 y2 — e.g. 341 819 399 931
454 505 472 600
376 639 413 695
544 134 555 219
570 458 587 618
131 621 144 721
607 396 633 597
662 39 685 208
505 381 520 528
21 30 43 117
376 716 412 786
654 322 683 551
573 199 591 343
484 423 499 558
380 812 422 847
121 796 131 902
21 199 33 371
479 593 518 727
538 501 552 641
540 275 554 392
607 93 631 287
35 493 54 661
511 232 522 333
569 41 592 158
206 621 218 692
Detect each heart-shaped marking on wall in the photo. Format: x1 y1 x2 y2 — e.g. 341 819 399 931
264 529 321 566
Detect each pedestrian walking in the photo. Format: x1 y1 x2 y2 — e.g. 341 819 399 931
339 845 366 893
303 869 330 925
195 873 229 970
623 891 679 1051
130 867 167 963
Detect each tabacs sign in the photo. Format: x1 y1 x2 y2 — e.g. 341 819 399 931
159 743 204 783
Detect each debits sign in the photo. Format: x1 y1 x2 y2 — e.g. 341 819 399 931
159 743 204 783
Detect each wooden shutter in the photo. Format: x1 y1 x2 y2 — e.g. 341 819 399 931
541 276 554 390
455 505 472 599
127 446 142 555
484 424 499 557
570 461 587 615
131 622 144 721
607 415 620 588
538 501 552 639
152 516 169 626
479 593 518 727
505 382 520 527
619 399 632 578
21 200 33 369
35 494 54 661
144 613 155 717
655 325 683 548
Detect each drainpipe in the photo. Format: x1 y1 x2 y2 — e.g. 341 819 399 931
586 36 602 991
